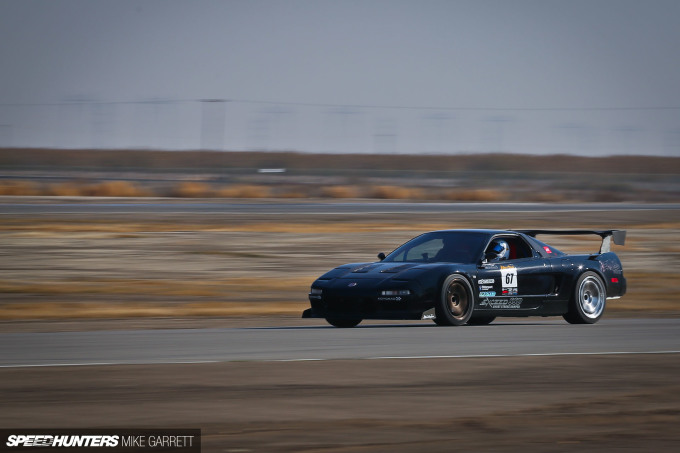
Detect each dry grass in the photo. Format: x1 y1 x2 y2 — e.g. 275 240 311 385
273 187 307 198
12 180 166 198
0 180 601 202
87 181 151 197
368 185 426 200
0 301 305 320
216 184 271 198
3 180 274 199
170 181 214 198
47 182 88 197
320 185 361 198
0 276 313 298
0 276 313 319
0 180 41 196
614 272 680 312
443 189 509 202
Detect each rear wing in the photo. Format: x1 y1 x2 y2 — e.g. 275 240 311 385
516 230 626 254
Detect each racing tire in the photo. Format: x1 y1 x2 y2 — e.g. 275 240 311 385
563 271 606 324
467 316 496 325
325 318 362 328
432 317 449 326
435 274 474 326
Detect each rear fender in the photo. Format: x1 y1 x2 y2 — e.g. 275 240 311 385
595 252 626 297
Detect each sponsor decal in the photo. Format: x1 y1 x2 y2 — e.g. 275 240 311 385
479 291 496 297
377 296 402 301
421 308 436 320
543 246 553 254
502 288 518 296
478 279 495 285
479 285 494 291
479 298 523 309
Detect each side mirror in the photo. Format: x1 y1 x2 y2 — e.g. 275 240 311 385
377 252 386 261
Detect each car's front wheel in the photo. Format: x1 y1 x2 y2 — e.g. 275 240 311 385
563 271 606 324
434 274 474 326
325 318 362 328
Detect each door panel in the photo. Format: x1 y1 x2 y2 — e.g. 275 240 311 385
475 258 553 311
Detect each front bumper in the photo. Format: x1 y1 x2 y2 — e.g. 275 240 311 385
304 291 432 320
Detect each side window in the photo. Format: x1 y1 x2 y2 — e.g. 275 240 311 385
504 237 535 260
487 236 536 261
510 237 534 259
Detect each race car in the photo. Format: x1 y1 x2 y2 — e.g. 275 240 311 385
302 229 626 327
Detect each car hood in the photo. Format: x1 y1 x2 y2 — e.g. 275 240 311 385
320 262 441 280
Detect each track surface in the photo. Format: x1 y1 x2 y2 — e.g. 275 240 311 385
1 321 679 452
1 200 678 215
2 318 679 367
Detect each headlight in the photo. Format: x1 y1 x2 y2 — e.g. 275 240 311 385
380 289 411 296
310 288 323 295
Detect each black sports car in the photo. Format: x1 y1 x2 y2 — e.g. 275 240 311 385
302 229 626 327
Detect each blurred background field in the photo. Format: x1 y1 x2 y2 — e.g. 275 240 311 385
0 148 679 202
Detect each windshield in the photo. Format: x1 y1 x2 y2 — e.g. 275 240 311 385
383 231 489 264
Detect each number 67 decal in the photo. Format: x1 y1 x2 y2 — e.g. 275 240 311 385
501 265 518 293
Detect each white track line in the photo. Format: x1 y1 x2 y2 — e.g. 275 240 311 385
1 350 679 368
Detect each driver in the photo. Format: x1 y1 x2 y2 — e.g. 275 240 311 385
488 239 510 261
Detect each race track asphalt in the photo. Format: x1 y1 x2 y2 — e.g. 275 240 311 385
2 318 679 367
1 200 679 216
2 319 679 452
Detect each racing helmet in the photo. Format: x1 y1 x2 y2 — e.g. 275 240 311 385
490 239 510 260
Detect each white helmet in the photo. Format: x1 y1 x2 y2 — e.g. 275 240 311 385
491 239 510 260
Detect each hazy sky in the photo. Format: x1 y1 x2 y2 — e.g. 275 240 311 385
1 0 679 154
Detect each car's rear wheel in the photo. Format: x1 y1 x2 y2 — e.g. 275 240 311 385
435 274 474 326
563 271 606 324
325 318 362 328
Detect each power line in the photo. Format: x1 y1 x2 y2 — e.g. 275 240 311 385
1 98 680 112
226 99 680 112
